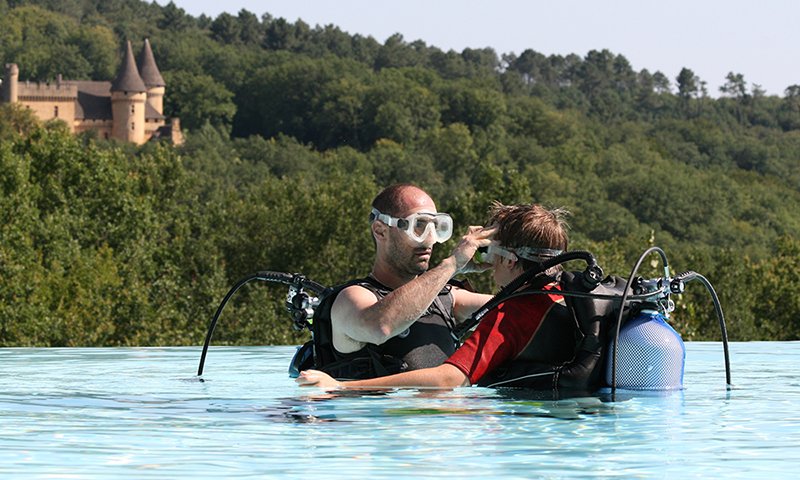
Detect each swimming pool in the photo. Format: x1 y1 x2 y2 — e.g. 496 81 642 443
1 342 798 478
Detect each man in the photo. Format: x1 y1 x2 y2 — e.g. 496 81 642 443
299 202 573 389
312 184 496 378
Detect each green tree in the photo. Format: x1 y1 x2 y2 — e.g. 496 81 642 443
162 70 237 131
719 72 747 123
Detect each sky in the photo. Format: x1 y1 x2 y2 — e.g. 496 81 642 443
158 0 800 97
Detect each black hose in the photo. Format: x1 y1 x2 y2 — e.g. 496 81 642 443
452 250 601 340
672 271 732 387
197 271 327 376
197 273 262 376
611 246 669 396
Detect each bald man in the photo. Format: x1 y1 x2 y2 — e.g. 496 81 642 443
313 184 495 379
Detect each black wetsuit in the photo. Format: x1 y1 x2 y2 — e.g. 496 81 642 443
310 276 458 379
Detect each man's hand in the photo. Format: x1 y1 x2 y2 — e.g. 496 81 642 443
450 224 498 275
296 370 341 388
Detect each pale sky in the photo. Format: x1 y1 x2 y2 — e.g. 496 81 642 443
159 0 800 97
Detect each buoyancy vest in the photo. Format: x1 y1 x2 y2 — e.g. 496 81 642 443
476 271 629 392
309 277 458 380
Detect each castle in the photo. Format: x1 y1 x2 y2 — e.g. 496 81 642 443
2 39 182 145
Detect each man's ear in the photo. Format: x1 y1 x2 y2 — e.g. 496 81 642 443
372 221 389 243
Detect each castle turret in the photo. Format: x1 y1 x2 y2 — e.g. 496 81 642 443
3 63 19 103
137 38 166 115
111 41 147 144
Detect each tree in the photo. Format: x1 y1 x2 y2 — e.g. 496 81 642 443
676 67 700 117
210 12 241 45
676 68 698 99
719 72 747 123
162 71 237 131
237 9 261 45
653 71 671 94
157 1 195 32
0 103 42 141
779 85 800 130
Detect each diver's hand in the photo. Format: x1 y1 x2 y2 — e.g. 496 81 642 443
450 224 498 275
296 370 341 388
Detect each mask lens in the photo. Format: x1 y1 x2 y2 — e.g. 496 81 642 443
435 215 453 242
412 217 433 240
404 213 453 244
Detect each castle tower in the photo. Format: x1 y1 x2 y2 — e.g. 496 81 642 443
137 38 165 114
3 63 19 103
110 41 147 144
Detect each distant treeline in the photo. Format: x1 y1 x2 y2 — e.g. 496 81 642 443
2 0 800 345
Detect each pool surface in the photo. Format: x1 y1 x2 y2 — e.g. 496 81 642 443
2 342 799 478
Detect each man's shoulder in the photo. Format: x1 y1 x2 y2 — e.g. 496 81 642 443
331 279 383 313
338 276 388 297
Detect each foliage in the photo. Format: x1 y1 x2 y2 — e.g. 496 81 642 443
3 1 800 344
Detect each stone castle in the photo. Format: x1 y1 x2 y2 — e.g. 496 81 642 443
2 39 182 145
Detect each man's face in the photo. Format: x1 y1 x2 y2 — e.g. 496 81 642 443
384 220 433 277
382 193 438 277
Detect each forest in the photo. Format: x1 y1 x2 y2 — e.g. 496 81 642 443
2 0 800 346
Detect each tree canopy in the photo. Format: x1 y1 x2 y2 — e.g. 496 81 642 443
3 0 800 345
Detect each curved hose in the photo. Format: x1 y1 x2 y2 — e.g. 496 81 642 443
611 246 669 395
672 270 732 387
197 271 327 376
452 250 602 340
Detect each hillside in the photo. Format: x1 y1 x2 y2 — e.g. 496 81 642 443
2 0 800 344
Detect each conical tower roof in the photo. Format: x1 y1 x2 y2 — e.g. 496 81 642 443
111 41 147 93
137 38 165 88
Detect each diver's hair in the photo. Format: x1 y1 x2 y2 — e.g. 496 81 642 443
370 184 425 220
488 202 569 274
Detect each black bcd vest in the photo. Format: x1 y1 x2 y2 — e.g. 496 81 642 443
291 277 458 380
476 271 630 392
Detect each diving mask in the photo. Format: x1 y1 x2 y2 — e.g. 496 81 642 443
478 245 518 264
371 208 454 244
478 245 563 264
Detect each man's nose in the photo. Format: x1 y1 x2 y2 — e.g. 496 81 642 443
420 224 437 246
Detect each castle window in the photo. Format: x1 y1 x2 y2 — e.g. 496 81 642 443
131 122 135 130
131 105 135 114
54 106 59 117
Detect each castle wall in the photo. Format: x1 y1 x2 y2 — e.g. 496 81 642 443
111 91 147 144
3 63 19 103
144 117 165 141
74 119 114 140
146 86 165 114
15 81 78 132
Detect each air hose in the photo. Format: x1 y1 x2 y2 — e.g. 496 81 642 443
452 250 604 340
609 247 731 395
197 271 327 376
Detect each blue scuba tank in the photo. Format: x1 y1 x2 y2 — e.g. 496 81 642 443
606 310 686 390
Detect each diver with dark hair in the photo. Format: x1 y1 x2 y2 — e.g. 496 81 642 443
309 184 497 379
298 202 577 389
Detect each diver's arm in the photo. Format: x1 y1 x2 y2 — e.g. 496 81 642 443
332 226 496 350
297 363 470 388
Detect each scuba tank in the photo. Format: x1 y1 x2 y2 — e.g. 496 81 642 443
605 309 685 390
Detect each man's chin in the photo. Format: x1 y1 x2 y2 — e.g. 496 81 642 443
411 259 430 275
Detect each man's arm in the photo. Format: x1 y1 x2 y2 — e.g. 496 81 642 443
451 288 494 323
332 225 497 353
297 363 470 389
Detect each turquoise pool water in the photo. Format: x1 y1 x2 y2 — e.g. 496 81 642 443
1 342 799 479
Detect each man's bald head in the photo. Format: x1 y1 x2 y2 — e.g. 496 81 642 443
371 184 434 218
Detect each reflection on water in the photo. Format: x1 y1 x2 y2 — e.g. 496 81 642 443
1 343 798 478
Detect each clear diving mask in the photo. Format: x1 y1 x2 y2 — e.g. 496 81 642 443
371 208 454 245
478 244 563 264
